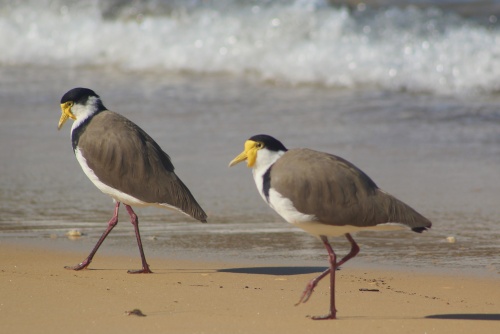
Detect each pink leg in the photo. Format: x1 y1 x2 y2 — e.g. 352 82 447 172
65 202 121 271
296 234 360 313
295 268 330 306
339 234 360 267
125 205 152 274
310 236 338 320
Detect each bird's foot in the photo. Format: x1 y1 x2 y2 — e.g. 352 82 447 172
309 312 337 320
64 260 91 271
295 281 317 305
127 267 153 274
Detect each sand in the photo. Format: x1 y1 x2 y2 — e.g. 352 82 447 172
0 242 498 334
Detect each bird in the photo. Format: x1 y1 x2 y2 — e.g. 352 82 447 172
229 134 431 320
57 87 207 273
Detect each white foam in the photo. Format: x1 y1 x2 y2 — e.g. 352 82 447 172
2 0 500 95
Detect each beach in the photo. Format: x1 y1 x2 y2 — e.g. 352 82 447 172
1 63 499 333
1 1 500 332
1 242 499 334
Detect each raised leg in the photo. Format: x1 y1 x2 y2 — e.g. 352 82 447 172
65 202 121 270
296 234 360 312
337 233 359 267
125 205 152 274
295 268 330 306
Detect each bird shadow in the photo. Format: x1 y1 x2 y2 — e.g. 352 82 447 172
425 314 500 321
78 266 328 276
217 266 327 276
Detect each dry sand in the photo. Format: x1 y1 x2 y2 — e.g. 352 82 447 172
1 242 498 334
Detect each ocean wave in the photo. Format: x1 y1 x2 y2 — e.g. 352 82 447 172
2 0 500 95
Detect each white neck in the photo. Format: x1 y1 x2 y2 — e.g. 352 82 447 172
252 149 285 201
71 96 101 132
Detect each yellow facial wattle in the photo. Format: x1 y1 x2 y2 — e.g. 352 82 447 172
58 101 76 130
229 140 260 168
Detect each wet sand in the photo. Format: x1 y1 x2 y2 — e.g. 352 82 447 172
1 242 498 334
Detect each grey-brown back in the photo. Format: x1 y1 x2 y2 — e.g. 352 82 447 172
75 111 207 222
270 149 431 230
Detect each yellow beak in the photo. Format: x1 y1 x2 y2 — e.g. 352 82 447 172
58 102 76 130
229 140 258 167
229 150 248 167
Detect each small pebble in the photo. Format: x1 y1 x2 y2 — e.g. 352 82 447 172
66 229 82 237
446 236 456 243
66 229 83 240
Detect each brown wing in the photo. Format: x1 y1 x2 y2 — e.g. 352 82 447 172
270 148 431 230
77 111 207 222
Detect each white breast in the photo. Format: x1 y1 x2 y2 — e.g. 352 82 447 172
75 148 148 206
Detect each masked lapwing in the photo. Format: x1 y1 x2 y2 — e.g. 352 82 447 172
58 87 207 273
229 134 431 319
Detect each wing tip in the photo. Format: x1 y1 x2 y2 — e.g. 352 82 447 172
194 211 208 223
412 222 432 233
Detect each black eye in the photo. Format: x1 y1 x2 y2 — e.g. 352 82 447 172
256 142 263 148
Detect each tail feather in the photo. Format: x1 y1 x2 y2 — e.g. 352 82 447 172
412 226 430 233
382 191 432 232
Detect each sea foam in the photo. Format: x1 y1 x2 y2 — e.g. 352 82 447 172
1 0 500 95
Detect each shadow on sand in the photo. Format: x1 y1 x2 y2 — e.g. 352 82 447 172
426 314 500 321
217 266 327 276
